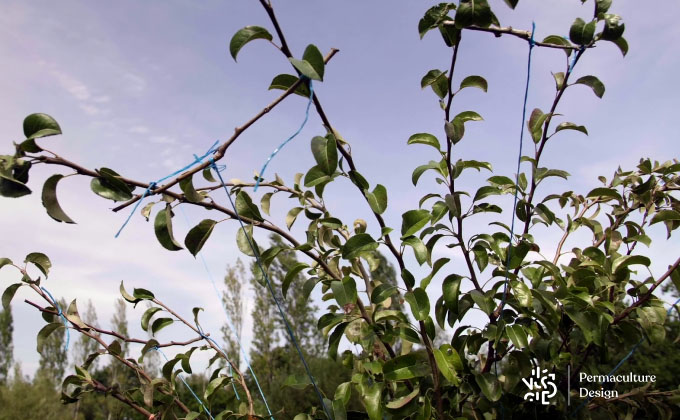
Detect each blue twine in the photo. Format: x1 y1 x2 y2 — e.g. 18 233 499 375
115 140 220 238
568 45 586 74
40 287 70 351
253 79 314 192
177 207 279 415
194 324 243 403
570 296 680 416
153 346 215 420
210 159 333 420
497 22 535 320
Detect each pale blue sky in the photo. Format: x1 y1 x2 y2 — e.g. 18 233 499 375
1 1 679 376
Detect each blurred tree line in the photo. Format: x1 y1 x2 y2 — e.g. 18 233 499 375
0 236 399 419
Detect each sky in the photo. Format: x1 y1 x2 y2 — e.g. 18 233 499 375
1 0 679 378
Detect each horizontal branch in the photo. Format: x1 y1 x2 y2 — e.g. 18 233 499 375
442 21 586 50
24 299 205 348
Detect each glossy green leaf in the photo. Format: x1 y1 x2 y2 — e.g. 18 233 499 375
650 210 680 225
506 324 529 348
370 283 398 305
328 322 348 359
23 113 62 140
25 252 51 277
442 274 462 313
179 175 203 203
37 322 63 353
401 209 431 238
459 75 488 92
455 0 493 28
405 288 430 321
470 290 493 315
185 219 217 256
236 224 259 257
555 122 588 135
575 75 605 98
475 373 502 402
303 165 331 188
421 257 450 289
433 348 460 385
151 317 173 335
421 69 448 99
141 307 163 332
311 135 338 175
331 276 357 307
286 207 303 230
229 26 273 60
41 175 75 224
543 35 574 56
268 74 311 97
289 44 325 81
205 376 230 400
342 233 378 260
154 206 183 251
235 191 263 222
407 133 440 150
569 18 596 45
2 283 21 310
366 184 388 215
383 354 429 381
385 387 420 409
282 262 308 297
402 236 428 266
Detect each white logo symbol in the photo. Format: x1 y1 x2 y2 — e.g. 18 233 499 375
522 367 557 405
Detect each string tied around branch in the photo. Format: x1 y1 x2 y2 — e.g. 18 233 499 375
40 286 70 351
115 140 220 238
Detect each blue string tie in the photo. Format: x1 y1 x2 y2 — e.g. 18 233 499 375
41 287 70 351
152 346 215 420
115 140 220 238
210 159 333 420
253 79 314 192
196 324 241 402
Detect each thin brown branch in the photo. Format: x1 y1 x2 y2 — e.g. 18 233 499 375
613 256 680 324
442 22 587 51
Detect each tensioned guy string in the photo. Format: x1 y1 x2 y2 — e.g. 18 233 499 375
253 79 314 192
210 158 333 420
115 140 220 238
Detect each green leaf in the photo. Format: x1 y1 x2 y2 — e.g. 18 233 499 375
455 0 493 28
612 255 651 273
473 185 500 202
470 290 493 315
342 233 378 260
502 0 519 9
401 209 431 238
459 75 488 92
235 191 263 222
433 347 460 384
475 373 502 402
454 110 483 123
506 324 529 348
154 206 183 251
260 192 273 216
205 376 229 400
602 13 625 41
2 283 21 310
328 322 348 359
404 288 430 321
371 283 398 305
133 288 155 300
141 307 163 332
184 219 217 257
650 210 680 225
311 135 338 175
366 184 388 214
90 169 133 202
268 74 311 97
575 75 605 98
569 18 596 45
511 280 532 307
25 252 51 277
420 69 448 99
335 382 351 406
407 133 440 150
386 387 420 409
542 35 574 56
236 225 259 257
586 187 621 202
23 113 62 140
442 274 462 313
286 207 303 230
555 122 588 136
151 317 173 335
119 281 140 304
421 257 450 289
282 262 308 297
289 44 325 81
37 322 63 353
202 167 217 183
358 377 383 420
303 165 331 188
331 277 358 307
610 36 628 57
383 354 430 382
179 175 203 203
596 0 612 15
41 175 76 224
402 236 428 266
229 26 273 60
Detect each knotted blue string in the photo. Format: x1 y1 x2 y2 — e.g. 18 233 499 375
498 21 536 320
115 140 220 238
210 159 333 420
253 79 314 192
195 324 242 403
153 346 215 420
40 287 70 351
568 45 586 74
570 295 680 416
